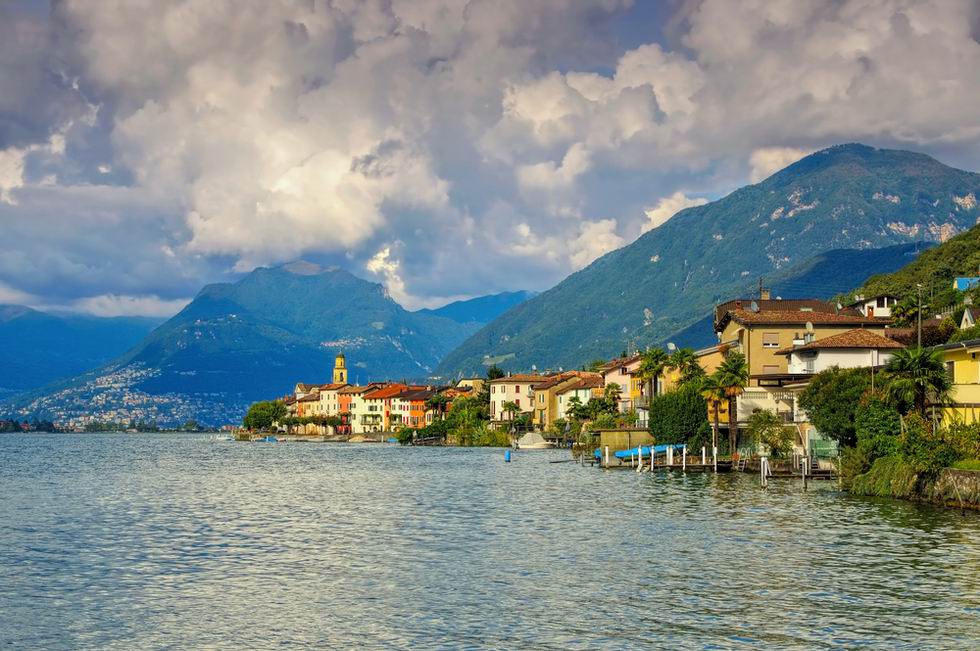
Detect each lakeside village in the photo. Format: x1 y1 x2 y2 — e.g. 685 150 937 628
243 280 980 508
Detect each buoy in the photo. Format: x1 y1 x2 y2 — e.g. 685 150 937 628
505 449 512 462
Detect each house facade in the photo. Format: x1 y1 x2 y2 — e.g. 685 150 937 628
934 338 980 424
489 374 546 423
555 376 604 421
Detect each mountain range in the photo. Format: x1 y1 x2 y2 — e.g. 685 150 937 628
6 263 495 426
436 144 980 374
8 142 980 425
0 306 162 397
417 291 537 325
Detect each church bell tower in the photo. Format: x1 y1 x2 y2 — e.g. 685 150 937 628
333 353 348 384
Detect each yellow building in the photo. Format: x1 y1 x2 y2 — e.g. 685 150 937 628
531 372 602 431
713 298 887 387
935 339 980 424
333 353 348 384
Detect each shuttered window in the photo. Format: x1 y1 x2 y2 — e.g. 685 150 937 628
762 332 780 348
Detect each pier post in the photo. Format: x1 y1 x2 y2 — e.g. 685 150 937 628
701 446 706 465
604 446 610 468
761 456 769 488
712 446 717 473
667 446 673 466
802 455 808 492
637 446 643 473
682 445 686 471
650 448 654 471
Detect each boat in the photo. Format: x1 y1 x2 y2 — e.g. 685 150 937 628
257 435 278 443
515 431 555 449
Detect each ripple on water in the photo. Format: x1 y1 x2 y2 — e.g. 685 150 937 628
1 433 979 650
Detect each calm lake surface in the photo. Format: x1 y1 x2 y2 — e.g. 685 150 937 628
1 433 979 649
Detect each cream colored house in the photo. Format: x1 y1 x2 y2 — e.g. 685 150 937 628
556 376 604 421
489 374 546 423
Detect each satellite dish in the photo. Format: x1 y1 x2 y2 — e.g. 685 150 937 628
805 322 814 333
531 364 537 371
667 342 677 351
749 301 759 312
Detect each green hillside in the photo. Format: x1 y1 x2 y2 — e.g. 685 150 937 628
437 144 980 375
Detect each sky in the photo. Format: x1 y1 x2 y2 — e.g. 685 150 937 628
2 0 980 316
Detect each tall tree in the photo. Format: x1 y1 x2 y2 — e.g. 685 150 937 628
425 393 451 421
714 352 748 455
885 346 952 418
669 348 706 386
699 374 725 455
604 382 622 405
638 348 670 406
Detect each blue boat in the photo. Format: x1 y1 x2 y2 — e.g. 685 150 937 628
594 443 686 459
258 435 278 443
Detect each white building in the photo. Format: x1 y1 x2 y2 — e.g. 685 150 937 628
555 377 603 421
850 294 900 319
489 374 545 422
777 328 903 375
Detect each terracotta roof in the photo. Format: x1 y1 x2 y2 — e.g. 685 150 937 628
727 308 880 326
489 374 548 383
295 383 317 392
364 384 409 399
318 383 348 391
556 375 604 394
298 394 319 402
776 328 905 354
599 355 641 372
338 385 372 395
531 374 579 390
283 396 296 405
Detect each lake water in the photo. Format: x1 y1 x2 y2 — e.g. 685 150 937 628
1 433 979 649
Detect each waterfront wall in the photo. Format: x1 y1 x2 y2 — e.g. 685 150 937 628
922 469 980 510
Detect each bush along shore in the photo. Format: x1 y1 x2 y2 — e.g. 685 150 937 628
800 348 980 510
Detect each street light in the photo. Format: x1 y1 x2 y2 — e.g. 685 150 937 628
916 283 923 348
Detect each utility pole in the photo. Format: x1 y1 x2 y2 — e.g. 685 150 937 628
917 283 923 348
758 277 764 300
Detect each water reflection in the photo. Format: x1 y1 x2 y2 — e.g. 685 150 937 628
0 433 978 649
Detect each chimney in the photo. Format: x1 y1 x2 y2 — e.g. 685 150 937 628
761 288 771 300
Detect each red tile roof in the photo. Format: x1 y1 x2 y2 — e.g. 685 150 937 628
727 308 881 326
776 328 905 354
489 374 548 383
318 383 348 391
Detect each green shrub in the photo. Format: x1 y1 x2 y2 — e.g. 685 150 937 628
949 324 980 343
943 421 980 459
746 409 794 458
899 414 959 481
855 399 901 462
647 383 711 448
798 367 870 447
850 455 920 498
838 445 872 489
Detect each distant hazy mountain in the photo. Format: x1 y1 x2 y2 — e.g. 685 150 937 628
418 291 536 325
0 306 162 396
9 263 479 426
438 144 980 374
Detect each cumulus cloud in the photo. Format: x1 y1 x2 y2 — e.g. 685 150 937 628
3 0 980 315
749 147 814 183
68 294 191 318
643 192 709 232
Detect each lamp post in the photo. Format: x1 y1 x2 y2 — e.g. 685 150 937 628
916 283 923 348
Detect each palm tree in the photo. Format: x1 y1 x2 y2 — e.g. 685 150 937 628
669 347 705 386
638 348 670 405
501 400 521 422
699 374 725 456
885 346 952 417
425 393 451 421
714 352 749 456
604 382 622 405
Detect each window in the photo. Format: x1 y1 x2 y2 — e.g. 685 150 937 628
515 385 520 393
762 364 780 375
876 296 887 308
491 385 495 394
947 361 956 383
762 332 780 348
538 394 544 403
516 399 520 408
